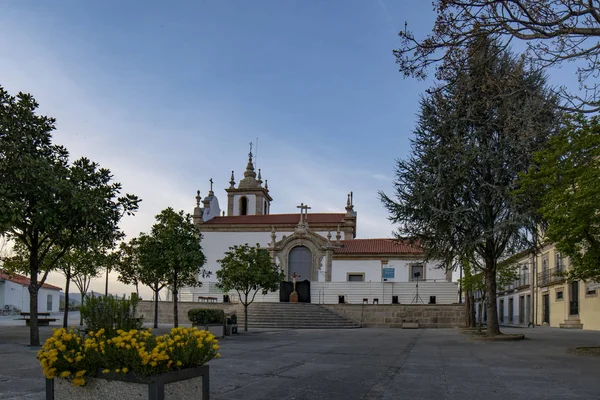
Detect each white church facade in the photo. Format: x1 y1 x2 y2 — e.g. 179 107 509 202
179 149 457 305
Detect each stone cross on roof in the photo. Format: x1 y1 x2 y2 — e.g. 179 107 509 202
296 203 311 224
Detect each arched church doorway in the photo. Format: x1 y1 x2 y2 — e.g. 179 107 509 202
288 245 312 281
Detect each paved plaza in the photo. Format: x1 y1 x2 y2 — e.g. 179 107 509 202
1 318 600 399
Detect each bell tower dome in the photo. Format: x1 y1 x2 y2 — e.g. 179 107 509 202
226 144 272 216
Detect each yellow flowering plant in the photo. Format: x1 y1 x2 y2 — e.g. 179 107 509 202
37 327 220 387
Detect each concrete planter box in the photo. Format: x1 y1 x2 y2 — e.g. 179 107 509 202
207 324 224 338
192 323 224 338
46 365 209 400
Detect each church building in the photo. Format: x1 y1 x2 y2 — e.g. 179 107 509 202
179 149 456 304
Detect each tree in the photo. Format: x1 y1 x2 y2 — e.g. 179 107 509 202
70 248 104 325
517 114 600 282
461 260 520 330
380 37 557 335
136 233 168 328
115 238 142 297
0 87 140 345
395 0 600 112
217 243 283 332
140 208 208 328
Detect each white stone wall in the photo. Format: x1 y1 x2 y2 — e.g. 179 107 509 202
331 259 447 283
39 288 60 313
3 280 27 310
331 260 381 282
0 280 60 312
232 194 256 215
200 231 294 282
180 281 458 305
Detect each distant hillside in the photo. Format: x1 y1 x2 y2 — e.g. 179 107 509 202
60 291 106 304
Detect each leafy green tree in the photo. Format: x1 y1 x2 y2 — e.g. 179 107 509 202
136 233 169 328
380 36 557 336
0 86 140 345
217 243 283 332
140 208 208 328
115 238 142 297
70 248 105 325
517 114 600 282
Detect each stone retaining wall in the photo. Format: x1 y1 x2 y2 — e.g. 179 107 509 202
137 300 238 325
138 301 466 328
324 304 465 328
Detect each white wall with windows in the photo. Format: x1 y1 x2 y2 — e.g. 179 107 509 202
0 280 60 312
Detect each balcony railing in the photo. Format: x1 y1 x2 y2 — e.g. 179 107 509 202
537 267 565 286
501 273 530 292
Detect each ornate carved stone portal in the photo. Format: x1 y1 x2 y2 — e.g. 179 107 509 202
269 216 334 282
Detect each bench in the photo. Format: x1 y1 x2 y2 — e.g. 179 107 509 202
198 296 218 303
20 312 51 317
17 318 57 326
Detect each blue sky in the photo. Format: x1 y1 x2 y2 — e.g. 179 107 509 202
0 1 577 295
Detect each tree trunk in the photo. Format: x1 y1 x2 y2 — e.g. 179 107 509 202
477 294 484 332
28 247 40 347
469 294 476 328
135 282 139 297
153 289 159 328
63 272 70 328
173 273 179 328
244 293 249 332
173 288 179 328
28 283 40 346
105 267 109 296
79 289 85 326
464 291 475 327
484 267 501 336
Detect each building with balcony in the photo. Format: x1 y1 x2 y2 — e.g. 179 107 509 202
496 250 533 326
473 243 600 330
534 243 600 330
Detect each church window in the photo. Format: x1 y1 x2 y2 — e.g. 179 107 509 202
264 200 267 214
288 246 312 281
347 273 364 282
240 196 248 215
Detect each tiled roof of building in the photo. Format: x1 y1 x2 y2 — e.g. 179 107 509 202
333 238 423 255
0 270 62 291
204 213 347 225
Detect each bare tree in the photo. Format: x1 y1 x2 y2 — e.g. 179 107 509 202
395 0 600 112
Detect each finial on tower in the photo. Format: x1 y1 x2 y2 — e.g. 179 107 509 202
257 168 262 184
195 190 201 207
249 141 253 159
265 179 269 190
209 178 214 194
229 170 235 188
345 192 354 215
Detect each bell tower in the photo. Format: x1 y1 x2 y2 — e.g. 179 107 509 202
226 144 272 216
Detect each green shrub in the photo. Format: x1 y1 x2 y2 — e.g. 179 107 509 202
80 294 143 336
188 308 225 326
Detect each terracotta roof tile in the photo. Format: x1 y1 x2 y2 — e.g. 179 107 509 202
0 270 62 291
204 213 346 225
333 238 423 255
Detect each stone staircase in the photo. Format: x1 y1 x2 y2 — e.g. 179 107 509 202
560 315 583 329
234 302 360 329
